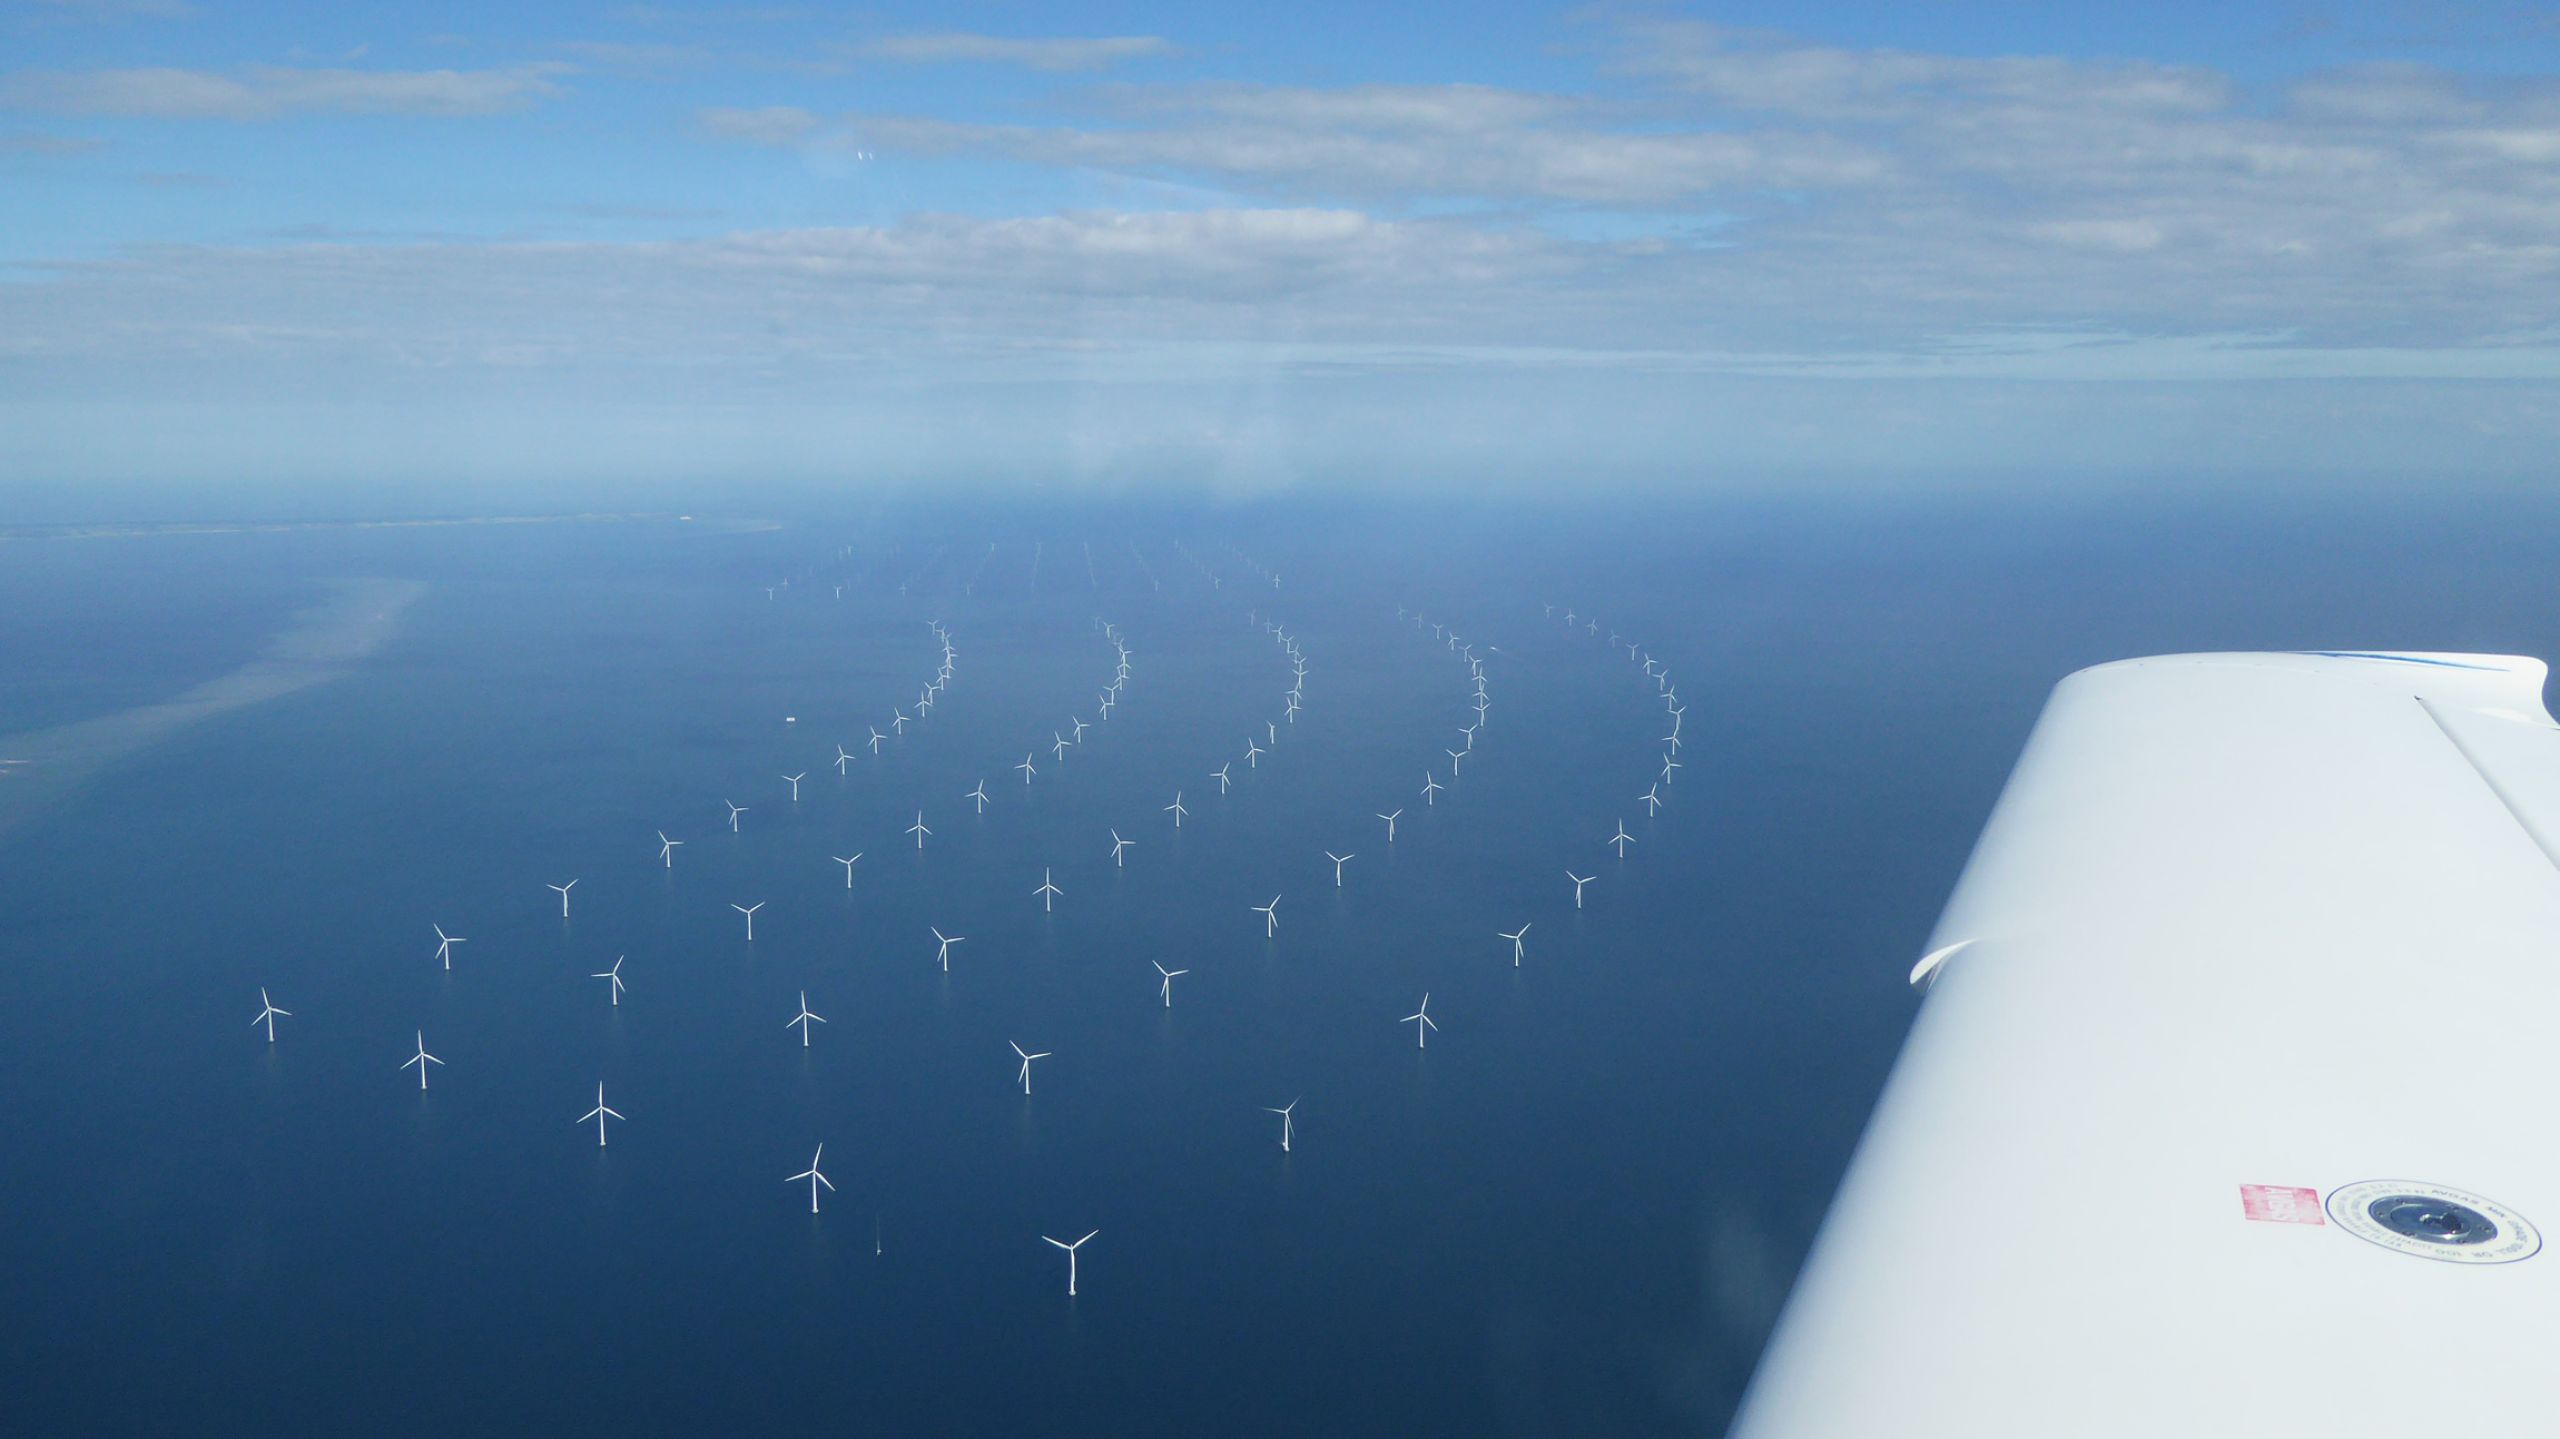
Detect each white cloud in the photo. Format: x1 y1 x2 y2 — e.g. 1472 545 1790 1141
0 63 568 118
10 0 197 19
1617 20 2233 121
862 33 1173 72
2025 218 2166 252
0 129 102 153
0 209 1565 378
7 20 2560 441
722 27 2560 355
736 88 1886 206
698 104 817 143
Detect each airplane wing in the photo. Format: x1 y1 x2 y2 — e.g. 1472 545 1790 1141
1731 651 2557 1435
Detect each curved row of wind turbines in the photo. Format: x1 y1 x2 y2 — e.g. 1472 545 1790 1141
248 538 1684 1299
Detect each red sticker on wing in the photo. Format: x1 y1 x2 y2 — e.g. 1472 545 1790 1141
2239 1184 2325 1225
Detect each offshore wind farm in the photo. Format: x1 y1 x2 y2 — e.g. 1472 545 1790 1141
8 498 2560 1434
9 0 2560 1428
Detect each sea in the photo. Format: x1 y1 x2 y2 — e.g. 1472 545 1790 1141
2 490 2555 1435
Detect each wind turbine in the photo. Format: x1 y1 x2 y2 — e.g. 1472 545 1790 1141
1325 851 1354 887
1421 773 1442 806
1661 754 1682 783
1165 790 1188 828
1070 716 1088 743
250 987 291 1042
1641 784 1663 817
1213 762 1232 794
1404 994 1438 1048
432 924 467 971
733 901 764 941
1042 1230 1098 1297
1499 923 1532 966
1252 895 1281 938
591 954 626 1006
403 1030 444 1089
868 727 886 754
657 831 682 868
548 879 578 918
1262 1098 1300 1152
891 710 908 734
1016 753 1037 785
1377 809 1402 842
784 772 806 802
1051 732 1070 761
834 744 856 776
1460 723 1478 751
1109 829 1133 867
931 927 965 971
1011 1040 1051 1095
907 810 931 849
833 854 862 888
968 780 990 814
1567 871 1593 909
1608 820 1635 858
577 1082 624 1147
1035 868 1063 913
1154 961 1187 1008
724 799 747 833
787 1144 834 1214
787 990 826 1047
1244 738 1264 769
1445 748 1467 776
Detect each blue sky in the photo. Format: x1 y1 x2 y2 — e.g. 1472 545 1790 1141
4 1 2559 507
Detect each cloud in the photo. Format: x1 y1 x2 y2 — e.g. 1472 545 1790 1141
554 39 709 73
722 85 1887 206
9 22 2560 419
861 33 1173 72
1616 20 2233 122
0 129 103 153
0 62 568 119
868 111 1882 203
723 26 2560 356
698 104 817 143
10 0 197 19
0 208 1567 382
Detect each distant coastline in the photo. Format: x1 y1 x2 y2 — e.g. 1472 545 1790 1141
0 576 427 841
0 513 780 541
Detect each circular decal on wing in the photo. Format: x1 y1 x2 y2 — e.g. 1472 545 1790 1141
2326 1180 2541 1265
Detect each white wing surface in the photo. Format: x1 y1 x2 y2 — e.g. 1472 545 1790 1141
1733 651 2558 1435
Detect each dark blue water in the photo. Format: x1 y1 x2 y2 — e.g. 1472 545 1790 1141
3 494 2556 1435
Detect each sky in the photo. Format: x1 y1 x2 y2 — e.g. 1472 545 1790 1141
3 1 2559 507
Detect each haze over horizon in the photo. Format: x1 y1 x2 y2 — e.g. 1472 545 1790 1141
4 0 2558 504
